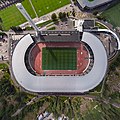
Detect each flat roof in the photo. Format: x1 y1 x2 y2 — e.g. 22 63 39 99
12 32 108 93
39 31 81 42
83 20 95 29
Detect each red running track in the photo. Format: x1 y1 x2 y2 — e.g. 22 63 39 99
29 42 90 75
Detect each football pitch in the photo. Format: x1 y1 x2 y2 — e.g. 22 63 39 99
101 2 120 27
42 47 77 70
0 0 70 30
31 0 70 17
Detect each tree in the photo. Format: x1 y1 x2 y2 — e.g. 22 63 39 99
67 12 70 18
72 0 77 5
59 12 63 19
93 11 98 16
0 17 3 30
10 26 23 33
51 13 57 21
63 12 66 18
0 17 3 23
59 12 66 20
0 73 15 97
0 25 3 31
72 9 75 17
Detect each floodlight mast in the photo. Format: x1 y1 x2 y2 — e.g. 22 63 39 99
16 3 40 32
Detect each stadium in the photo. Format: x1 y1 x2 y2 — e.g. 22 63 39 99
11 3 120 94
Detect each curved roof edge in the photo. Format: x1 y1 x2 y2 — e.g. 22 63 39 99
77 0 113 8
98 29 120 50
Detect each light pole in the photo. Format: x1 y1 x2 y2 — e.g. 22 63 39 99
16 3 39 33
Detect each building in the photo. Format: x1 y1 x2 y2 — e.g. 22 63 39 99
76 0 118 11
11 3 120 94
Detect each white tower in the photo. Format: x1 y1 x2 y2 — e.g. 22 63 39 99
16 3 39 32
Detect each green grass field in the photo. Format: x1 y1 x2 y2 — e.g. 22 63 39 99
31 0 70 17
42 47 77 70
0 0 70 31
101 2 120 27
0 5 26 30
22 0 36 18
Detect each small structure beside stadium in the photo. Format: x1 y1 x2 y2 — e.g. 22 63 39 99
11 3 120 94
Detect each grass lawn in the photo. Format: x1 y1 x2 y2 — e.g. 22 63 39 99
0 5 26 31
0 0 70 31
95 22 107 29
0 0 36 31
22 0 36 18
25 20 52 30
47 26 56 30
37 20 52 27
31 0 70 17
101 2 120 27
42 47 77 70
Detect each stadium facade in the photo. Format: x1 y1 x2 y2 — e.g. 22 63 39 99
76 0 119 11
77 0 113 8
11 3 120 94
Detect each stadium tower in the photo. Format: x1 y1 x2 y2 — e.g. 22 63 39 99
16 3 39 32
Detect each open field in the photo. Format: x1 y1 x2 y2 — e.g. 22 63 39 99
0 0 70 31
42 47 77 70
0 0 36 30
31 0 70 17
101 2 120 27
0 5 26 30
22 0 36 18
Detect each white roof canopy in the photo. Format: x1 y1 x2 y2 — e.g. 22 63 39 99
12 33 108 93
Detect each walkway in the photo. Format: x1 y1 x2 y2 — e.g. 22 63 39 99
19 4 71 29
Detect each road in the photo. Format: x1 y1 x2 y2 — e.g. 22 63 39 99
11 95 44 117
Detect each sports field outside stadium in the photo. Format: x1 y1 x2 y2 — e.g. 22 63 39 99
0 0 70 30
42 47 77 70
101 2 120 27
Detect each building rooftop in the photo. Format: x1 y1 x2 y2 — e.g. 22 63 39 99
39 30 82 42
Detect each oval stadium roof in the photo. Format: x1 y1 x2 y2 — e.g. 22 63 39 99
12 32 108 93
